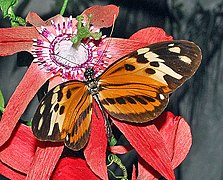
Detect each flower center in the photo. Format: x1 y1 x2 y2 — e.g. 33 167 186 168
51 36 90 68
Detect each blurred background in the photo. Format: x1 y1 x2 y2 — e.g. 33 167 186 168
0 0 223 179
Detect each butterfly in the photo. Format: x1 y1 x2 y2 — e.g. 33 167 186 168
32 40 202 151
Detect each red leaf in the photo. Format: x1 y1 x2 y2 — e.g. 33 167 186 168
0 27 38 56
0 63 51 147
0 124 37 174
52 157 100 180
154 112 192 168
0 161 26 180
82 5 119 28
27 142 64 179
84 101 108 180
113 120 175 180
129 27 173 44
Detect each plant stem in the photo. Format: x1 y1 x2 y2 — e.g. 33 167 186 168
60 0 69 16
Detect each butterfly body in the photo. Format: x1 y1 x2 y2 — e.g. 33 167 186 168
84 67 100 96
32 40 202 150
84 67 113 139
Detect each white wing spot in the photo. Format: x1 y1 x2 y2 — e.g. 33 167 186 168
168 43 174 47
38 117 44 130
144 51 165 63
179 56 192 64
51 93 58 104
159 94 165 100
137 48 150 55
40 104 45 114
169 47 181 54
66 134 69 141
149 62 183 85
53 86 60 93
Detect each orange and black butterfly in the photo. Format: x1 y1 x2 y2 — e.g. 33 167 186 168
32 40 202 151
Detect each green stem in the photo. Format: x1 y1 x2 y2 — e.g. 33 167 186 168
60 0 69 16
107 154 128 180
8 7 26 27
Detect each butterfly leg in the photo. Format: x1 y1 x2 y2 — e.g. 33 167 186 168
93 94 113 141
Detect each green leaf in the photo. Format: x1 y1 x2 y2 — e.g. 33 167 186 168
0 90 5 113
0 0 18 17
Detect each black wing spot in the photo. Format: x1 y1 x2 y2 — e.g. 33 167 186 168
101 99 109 105
142 95 156 102
124 64 135 71
57 90 63 102
133 96 148 105
126 97 137 104
110 66 124 75
106 98 116 104
137 54 149 63
116 97 126 104
145 68 156 74
150 62 159 67
66 89 72 99
59 105 65 115
54 103 59 112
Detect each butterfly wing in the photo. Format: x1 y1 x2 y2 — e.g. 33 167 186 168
32 80 92 151
98 40 201 123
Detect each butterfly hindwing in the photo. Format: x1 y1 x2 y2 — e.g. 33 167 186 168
32 80 92 150
98 40 201 123
98 82 169 123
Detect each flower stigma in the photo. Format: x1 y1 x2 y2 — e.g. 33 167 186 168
32 16 110 80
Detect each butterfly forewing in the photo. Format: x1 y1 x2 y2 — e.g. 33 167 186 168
32 80 92 150
98 40 201 122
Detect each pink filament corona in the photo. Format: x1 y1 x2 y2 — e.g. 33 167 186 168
31 16 109 80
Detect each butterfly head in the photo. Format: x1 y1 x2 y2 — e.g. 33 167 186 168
84 67 95 82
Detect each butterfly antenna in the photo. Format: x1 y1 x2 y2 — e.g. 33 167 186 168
94 14 117 69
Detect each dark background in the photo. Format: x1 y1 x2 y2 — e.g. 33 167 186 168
0 0 223 179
